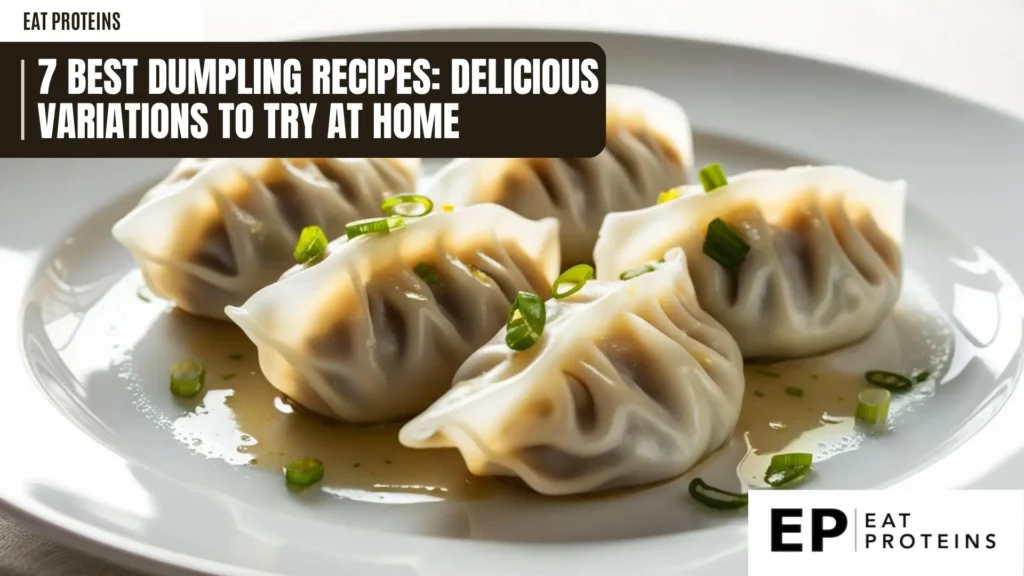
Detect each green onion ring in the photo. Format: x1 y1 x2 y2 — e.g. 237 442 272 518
294 225 328 265
703 217 750 273
699 163 729 192
764 453 813 488
552 264 595 299
688 478 748 510
381 194 434 217
505 291 546 351
864 370 913 391
619 262 657 281
170 360 205 399
284 458 324 491
346 216 405 240
855 388 891 429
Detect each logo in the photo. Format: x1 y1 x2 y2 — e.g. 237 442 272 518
748 490 1023 576
770 508 848 552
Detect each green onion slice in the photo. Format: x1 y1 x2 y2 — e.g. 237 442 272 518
699 163 729 192
688 478 748 510
382 194 434 217
294 225 328 265
913 370 930 383
552 264 595 299
765 453 812 488
864 370 913 391
346 216 405 240
413 262 442 286
505 291 546 351
703 218 750 273
619 262 657 281
657 189 681 204
442 203 455 212
284 458 324 491
856 388 891 427
170 360 205 398
785 386 804 398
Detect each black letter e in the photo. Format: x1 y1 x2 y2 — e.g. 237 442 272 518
771 508 802 552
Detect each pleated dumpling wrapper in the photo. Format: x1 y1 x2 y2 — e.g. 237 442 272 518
595 165 906 360
399 248 744 496
422 84 693 267
112 157 420 319
225 204 561 424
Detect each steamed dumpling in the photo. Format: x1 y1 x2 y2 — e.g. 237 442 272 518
594 166 906 359
423 85 693 266
112 157 420 319
399 248 744 496
225 204 560 424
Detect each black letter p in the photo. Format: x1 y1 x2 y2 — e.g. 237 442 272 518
811 508 848 552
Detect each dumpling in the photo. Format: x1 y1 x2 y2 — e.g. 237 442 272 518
594 165 906 359
225 204 560 424
112 157 420 319
422 84 693 266
399 248 744 496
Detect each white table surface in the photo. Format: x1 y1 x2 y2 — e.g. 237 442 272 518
1 0 1023 574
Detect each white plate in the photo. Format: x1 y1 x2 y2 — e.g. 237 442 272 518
2 29 1024 576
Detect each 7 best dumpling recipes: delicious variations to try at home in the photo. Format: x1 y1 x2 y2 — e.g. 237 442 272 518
112 84 913 501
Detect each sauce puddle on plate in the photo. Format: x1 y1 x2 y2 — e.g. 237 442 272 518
167 315 501 503
107 269 951 502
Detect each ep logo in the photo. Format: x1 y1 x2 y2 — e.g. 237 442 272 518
770 508 848 552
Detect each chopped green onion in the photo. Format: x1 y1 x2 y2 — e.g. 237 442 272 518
170 360 205 398
346 216 405 240
913 370 931 383
413 262 442 286
785 386 804 398
382 194 434 217
505 291 546 351
699 163 729 192
703 218 749 273
619 262 657 281
222 373 236 380
657 189 681 204
752 368 781 378
856 388 891 429
294 225 328 265
284 458 324 491
753 390 765 398
552 264 595 299
865 370 913 391
137 286 152 302
228 353 243 360
352 462 362 468
442 203 454 212
765 453 812 488
688 478 748 510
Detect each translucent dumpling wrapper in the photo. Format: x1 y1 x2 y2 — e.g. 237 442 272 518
422 84 693 266
112 157 420 319
225 204 561 424
594 165 906 359
399 248 744 496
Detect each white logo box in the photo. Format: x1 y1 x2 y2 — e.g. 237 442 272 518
748 490 1024 576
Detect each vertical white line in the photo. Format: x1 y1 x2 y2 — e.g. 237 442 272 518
20 60 25 141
